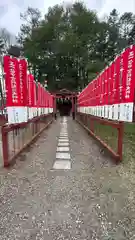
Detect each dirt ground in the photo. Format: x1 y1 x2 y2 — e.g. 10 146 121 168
0 117 135 239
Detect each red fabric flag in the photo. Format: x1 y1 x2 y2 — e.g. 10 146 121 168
4 55 21 107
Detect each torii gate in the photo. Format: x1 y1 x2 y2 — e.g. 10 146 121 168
52 89 77 119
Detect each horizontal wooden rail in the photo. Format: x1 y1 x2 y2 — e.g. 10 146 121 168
76 112 124 162
1 114 53 167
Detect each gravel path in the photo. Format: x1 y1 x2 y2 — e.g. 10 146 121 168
0 117 135 239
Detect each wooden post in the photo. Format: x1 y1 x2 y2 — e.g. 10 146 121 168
72 95 75 119
1 126 9 167
53 95 57 119
117 121 124 161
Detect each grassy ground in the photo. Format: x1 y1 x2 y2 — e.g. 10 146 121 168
123 123 135 161
93 121 135 162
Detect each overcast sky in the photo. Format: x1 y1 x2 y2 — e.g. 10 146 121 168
0 0 135 36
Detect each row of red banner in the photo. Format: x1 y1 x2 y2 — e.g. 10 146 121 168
77 45 135 122
4 55 53 108
3 55 53 123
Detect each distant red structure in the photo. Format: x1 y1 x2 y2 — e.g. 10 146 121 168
52 89 77 118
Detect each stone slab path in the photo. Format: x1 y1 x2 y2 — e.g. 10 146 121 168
0 117 134 239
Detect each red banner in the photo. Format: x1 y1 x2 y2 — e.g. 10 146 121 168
33 81 37 107
104 67 108 105
4 55 20 107
28 74 34 107
41 86 44 107
101 71 105 106
27 74 31 107
124 46 135 103
37 83 41 107
31 75 35 107
18 59 27 106
114 55 121 104
110 61 115 105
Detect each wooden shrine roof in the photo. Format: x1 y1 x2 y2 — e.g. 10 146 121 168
52 88 77 96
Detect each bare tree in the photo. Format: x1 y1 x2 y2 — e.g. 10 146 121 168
0 28 12 51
